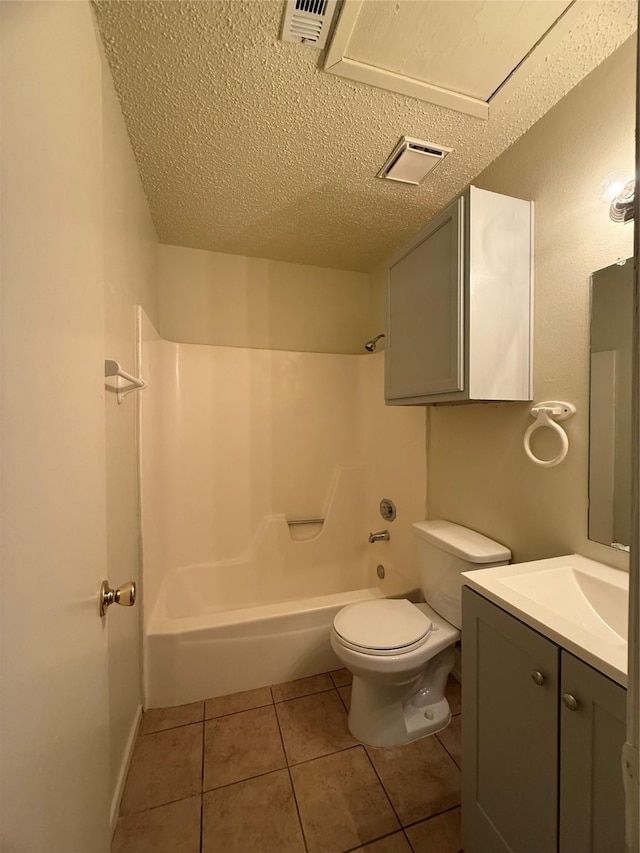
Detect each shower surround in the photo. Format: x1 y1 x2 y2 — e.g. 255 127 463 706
139 310 426 707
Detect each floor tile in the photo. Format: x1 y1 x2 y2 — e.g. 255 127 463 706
445 677 461 716
338 684 352 712
291 746 400 853
405 807 462 852
139 702 204 736
272 673 334 703
353 832 413 852
120 723 203 815
205 685 272 719
436 715 462 769
202 768 305 853
330 668 353 688
276 689 358 764
204 705 285 790
366 736 460 826
112 795 201 853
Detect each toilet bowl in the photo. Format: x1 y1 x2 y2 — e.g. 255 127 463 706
331 520 510 747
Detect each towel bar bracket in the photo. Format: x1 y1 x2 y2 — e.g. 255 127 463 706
104 359 147 405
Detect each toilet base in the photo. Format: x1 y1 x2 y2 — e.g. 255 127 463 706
347 646 455 747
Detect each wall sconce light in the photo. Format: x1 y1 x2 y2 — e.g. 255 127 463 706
599 171 635 223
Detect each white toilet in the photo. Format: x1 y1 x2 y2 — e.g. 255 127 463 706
330 520 511 747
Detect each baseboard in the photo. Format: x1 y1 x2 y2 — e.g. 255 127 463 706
110 704 143 834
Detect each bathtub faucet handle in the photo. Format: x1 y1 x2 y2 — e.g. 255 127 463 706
368 530 390 543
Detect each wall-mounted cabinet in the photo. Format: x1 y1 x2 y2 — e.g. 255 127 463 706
462 588 627 853
385 186 533 405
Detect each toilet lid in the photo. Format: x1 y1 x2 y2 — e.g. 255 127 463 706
333 599 432 652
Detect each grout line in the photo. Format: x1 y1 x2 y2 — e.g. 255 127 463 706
435 733 462 772
140 716 206 737
201 703 359 794
120 791 206 819
341 827 407 853
273 687 336 705
118 793 203 819
204 701 274 723
362 746 404 829
287 742 363 770
401 802 463 832
435 714 463 771
273 699 309 853
335 684 350 713
202 761 290 795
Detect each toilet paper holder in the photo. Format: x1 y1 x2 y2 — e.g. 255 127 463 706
523 400 576 468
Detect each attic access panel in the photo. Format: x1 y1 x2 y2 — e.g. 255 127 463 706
324 0 576 119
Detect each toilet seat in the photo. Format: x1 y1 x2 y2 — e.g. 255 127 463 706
333 599 433 656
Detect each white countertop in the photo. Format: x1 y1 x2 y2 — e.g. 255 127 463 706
462 554 628 687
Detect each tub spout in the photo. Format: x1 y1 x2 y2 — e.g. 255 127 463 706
368 530 390 543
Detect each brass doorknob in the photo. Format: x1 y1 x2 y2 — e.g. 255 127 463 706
562 693 579 712
100 580 136 617
531 670 546 686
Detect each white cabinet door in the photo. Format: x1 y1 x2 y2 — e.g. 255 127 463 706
386 197 463 400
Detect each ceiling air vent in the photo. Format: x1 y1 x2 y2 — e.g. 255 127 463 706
280 0 339 49
377 137 453 186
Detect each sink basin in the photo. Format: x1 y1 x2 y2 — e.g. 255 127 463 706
462 555 629 686
496 564 628 641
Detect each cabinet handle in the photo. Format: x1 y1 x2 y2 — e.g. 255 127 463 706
531 670 545 686
562 693 579 712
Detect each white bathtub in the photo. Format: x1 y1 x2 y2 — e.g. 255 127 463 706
145 559 418 708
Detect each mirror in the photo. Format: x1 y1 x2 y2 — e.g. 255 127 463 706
588 258 633 549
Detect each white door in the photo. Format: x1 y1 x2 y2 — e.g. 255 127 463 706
0 3 111 851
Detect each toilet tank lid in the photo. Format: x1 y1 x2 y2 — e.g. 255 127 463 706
412 520 511 563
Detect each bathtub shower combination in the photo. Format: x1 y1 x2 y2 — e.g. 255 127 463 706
139 309 425 708
146 551 417 707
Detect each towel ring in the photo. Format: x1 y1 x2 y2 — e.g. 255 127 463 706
523 401 576 468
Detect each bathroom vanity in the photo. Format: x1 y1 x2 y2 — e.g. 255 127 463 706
461 556 628 853
385 186 533 405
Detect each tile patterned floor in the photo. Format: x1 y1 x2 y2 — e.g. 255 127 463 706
112 671 463 853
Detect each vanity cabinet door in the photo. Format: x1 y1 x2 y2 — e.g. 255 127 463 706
462 588 559 853
559 651 627 853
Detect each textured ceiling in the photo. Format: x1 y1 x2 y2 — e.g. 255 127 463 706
93 0 636 272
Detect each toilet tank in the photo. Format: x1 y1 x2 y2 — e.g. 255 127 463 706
413 520 511 629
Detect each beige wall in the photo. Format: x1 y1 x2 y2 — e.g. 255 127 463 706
158 244 375 354
100 30 159 823
426 37 635 567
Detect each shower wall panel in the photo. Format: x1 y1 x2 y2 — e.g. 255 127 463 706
139 310 426 622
